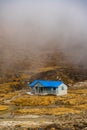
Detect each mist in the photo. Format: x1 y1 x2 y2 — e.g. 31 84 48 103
0 0 87 71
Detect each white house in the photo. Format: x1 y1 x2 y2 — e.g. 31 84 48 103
28 80 68 96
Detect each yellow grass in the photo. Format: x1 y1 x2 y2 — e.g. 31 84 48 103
20 73 31 80
75 104 87 110
0 88 86 115
37 66 58 73
0 92 19 102
12 95 57 106
11 89 87 107
0 82 19 93
0 105 9 111
28 66 60 75
11 89 87 115
16 107 81 115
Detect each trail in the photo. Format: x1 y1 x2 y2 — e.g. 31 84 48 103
3 92 24 104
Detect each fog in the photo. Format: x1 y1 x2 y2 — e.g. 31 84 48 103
0 0 87 71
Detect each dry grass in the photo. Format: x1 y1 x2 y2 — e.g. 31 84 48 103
12 89 87 115
0 89 86 115
0 83 11 93
74 104 87 110
0 82 19 93
0 105 9 111
11 89 87 107
0 92 19 100
11 95 56 106
16 107 81 115
37 66 58 73
0 91 20 104
29 66 58 74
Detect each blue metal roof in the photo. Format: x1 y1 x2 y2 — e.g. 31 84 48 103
29 80 63 88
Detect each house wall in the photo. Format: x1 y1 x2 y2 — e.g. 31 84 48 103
32 83 67 96
32 83 41 94
56 84 67 96
32 83 46 94
32 83 56 95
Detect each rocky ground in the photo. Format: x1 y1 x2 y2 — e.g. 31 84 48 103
0 112 87 130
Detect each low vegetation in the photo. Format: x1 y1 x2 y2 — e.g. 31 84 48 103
7 89 87 115
0 85 87 129
0 80 87 116
0 105 9 111
11 95 57 106
16 107 81 115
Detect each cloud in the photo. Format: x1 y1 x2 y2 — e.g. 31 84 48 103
0 0 87 71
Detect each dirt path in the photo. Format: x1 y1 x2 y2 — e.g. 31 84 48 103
3 92 24 104
0 115 53 128
0 113 87 130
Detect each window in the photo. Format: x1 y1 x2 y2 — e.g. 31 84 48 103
61 86 64 90
36 87 38 89
53 88 56 90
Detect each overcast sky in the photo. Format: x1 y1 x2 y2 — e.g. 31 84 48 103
0 0 87 68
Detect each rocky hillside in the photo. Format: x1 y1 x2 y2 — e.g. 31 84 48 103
0 50 87 87
30 66 87 86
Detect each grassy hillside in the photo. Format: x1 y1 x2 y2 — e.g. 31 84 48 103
0 50 87 85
